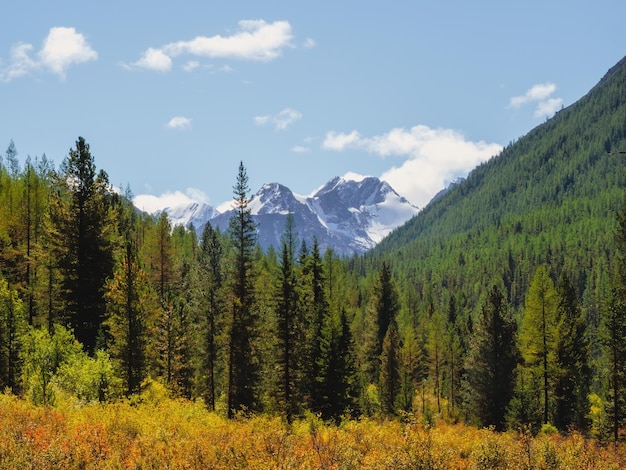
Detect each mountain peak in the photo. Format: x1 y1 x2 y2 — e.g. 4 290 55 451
138 174 420 255
600 55 626 84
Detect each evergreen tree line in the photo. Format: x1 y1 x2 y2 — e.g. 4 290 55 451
2 137 626 440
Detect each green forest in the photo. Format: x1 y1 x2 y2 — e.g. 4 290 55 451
2 56 626 447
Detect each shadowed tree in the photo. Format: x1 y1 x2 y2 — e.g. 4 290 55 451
554 272 590 432
275 214 300 422
50 137 114 353
227 162 259 417
194 222 224 411
463 285 518 430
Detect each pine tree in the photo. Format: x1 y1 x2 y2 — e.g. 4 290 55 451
379 319 401 415
194 222 224 410
299 236 329 412
275 214 300 422
50 137 114 353
398 326 428 412
603 197 626 441
317 308 357 420
554 272 590 432
104 202 157 396
227 162 259 417
462 285 518 430
104 236 153 396
362 262 400 384
0 277 26 392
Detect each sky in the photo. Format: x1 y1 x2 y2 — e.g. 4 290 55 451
1 1 624 212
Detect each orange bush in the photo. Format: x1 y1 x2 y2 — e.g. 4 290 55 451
0 393 625 469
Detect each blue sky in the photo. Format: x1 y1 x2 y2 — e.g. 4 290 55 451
1 1 624 211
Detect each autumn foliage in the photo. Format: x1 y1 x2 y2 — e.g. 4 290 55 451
0 390 623 469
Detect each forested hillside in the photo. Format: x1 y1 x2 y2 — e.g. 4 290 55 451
1 56 626 455
372 56 626 312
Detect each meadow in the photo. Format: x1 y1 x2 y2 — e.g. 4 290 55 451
0 390 624 470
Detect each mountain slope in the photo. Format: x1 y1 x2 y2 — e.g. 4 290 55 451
150 175 419 256
210 175 418 255
371 56 626 311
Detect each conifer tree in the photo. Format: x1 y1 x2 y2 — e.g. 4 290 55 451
519 265 558 425
462 285 518 430
603 197 626 441
300 236 329 412
379 319 401 415
554 272 590 431
317 307 357 420
194 222 224 410
275 214 300 422
50 137 114 353
0 277 26 392
104 232 152 396
227 161 259 417
362 262 400 384
104 197 157 396
398 326 428 412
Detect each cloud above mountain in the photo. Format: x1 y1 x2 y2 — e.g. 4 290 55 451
1 27 97 81
129 20 294 71
509 82 563 119
323 125 502 208
134 188 210 213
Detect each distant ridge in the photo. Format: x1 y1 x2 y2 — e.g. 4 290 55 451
142 174 419 256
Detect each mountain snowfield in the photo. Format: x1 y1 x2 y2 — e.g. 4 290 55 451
137 173 419 255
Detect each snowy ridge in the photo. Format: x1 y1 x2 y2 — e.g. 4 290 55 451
142 173 419 256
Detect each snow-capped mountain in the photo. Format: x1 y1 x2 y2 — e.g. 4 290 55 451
156 201 220 229
144 174 419 256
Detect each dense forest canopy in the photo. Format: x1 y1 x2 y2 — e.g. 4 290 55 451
1 56 626 441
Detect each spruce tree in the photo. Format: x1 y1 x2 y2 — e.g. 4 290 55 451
554 272 590 432
362 262 400 384
603 197 626 441
194 222 224 410
275 214 300 422
301 237 329 412
462 285 518 430
51 137 114 353
317 307 357 420
379 319 401 415
227 161 259 417
0 278 26 392
104 235 152 396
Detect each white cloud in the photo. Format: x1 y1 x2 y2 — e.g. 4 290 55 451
130 19 293 71
291 145 310 153
254 108 302 130
183 60 200 72
303 38 316 48
136 47 173 72
509 82 562 120
38 27 97 78
322 130 361 150
166 116 192 129
3 43 36 81
1 27 96 81
534 97 563 118
323 125 502 208
134 188 210 213
509 82 557 108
